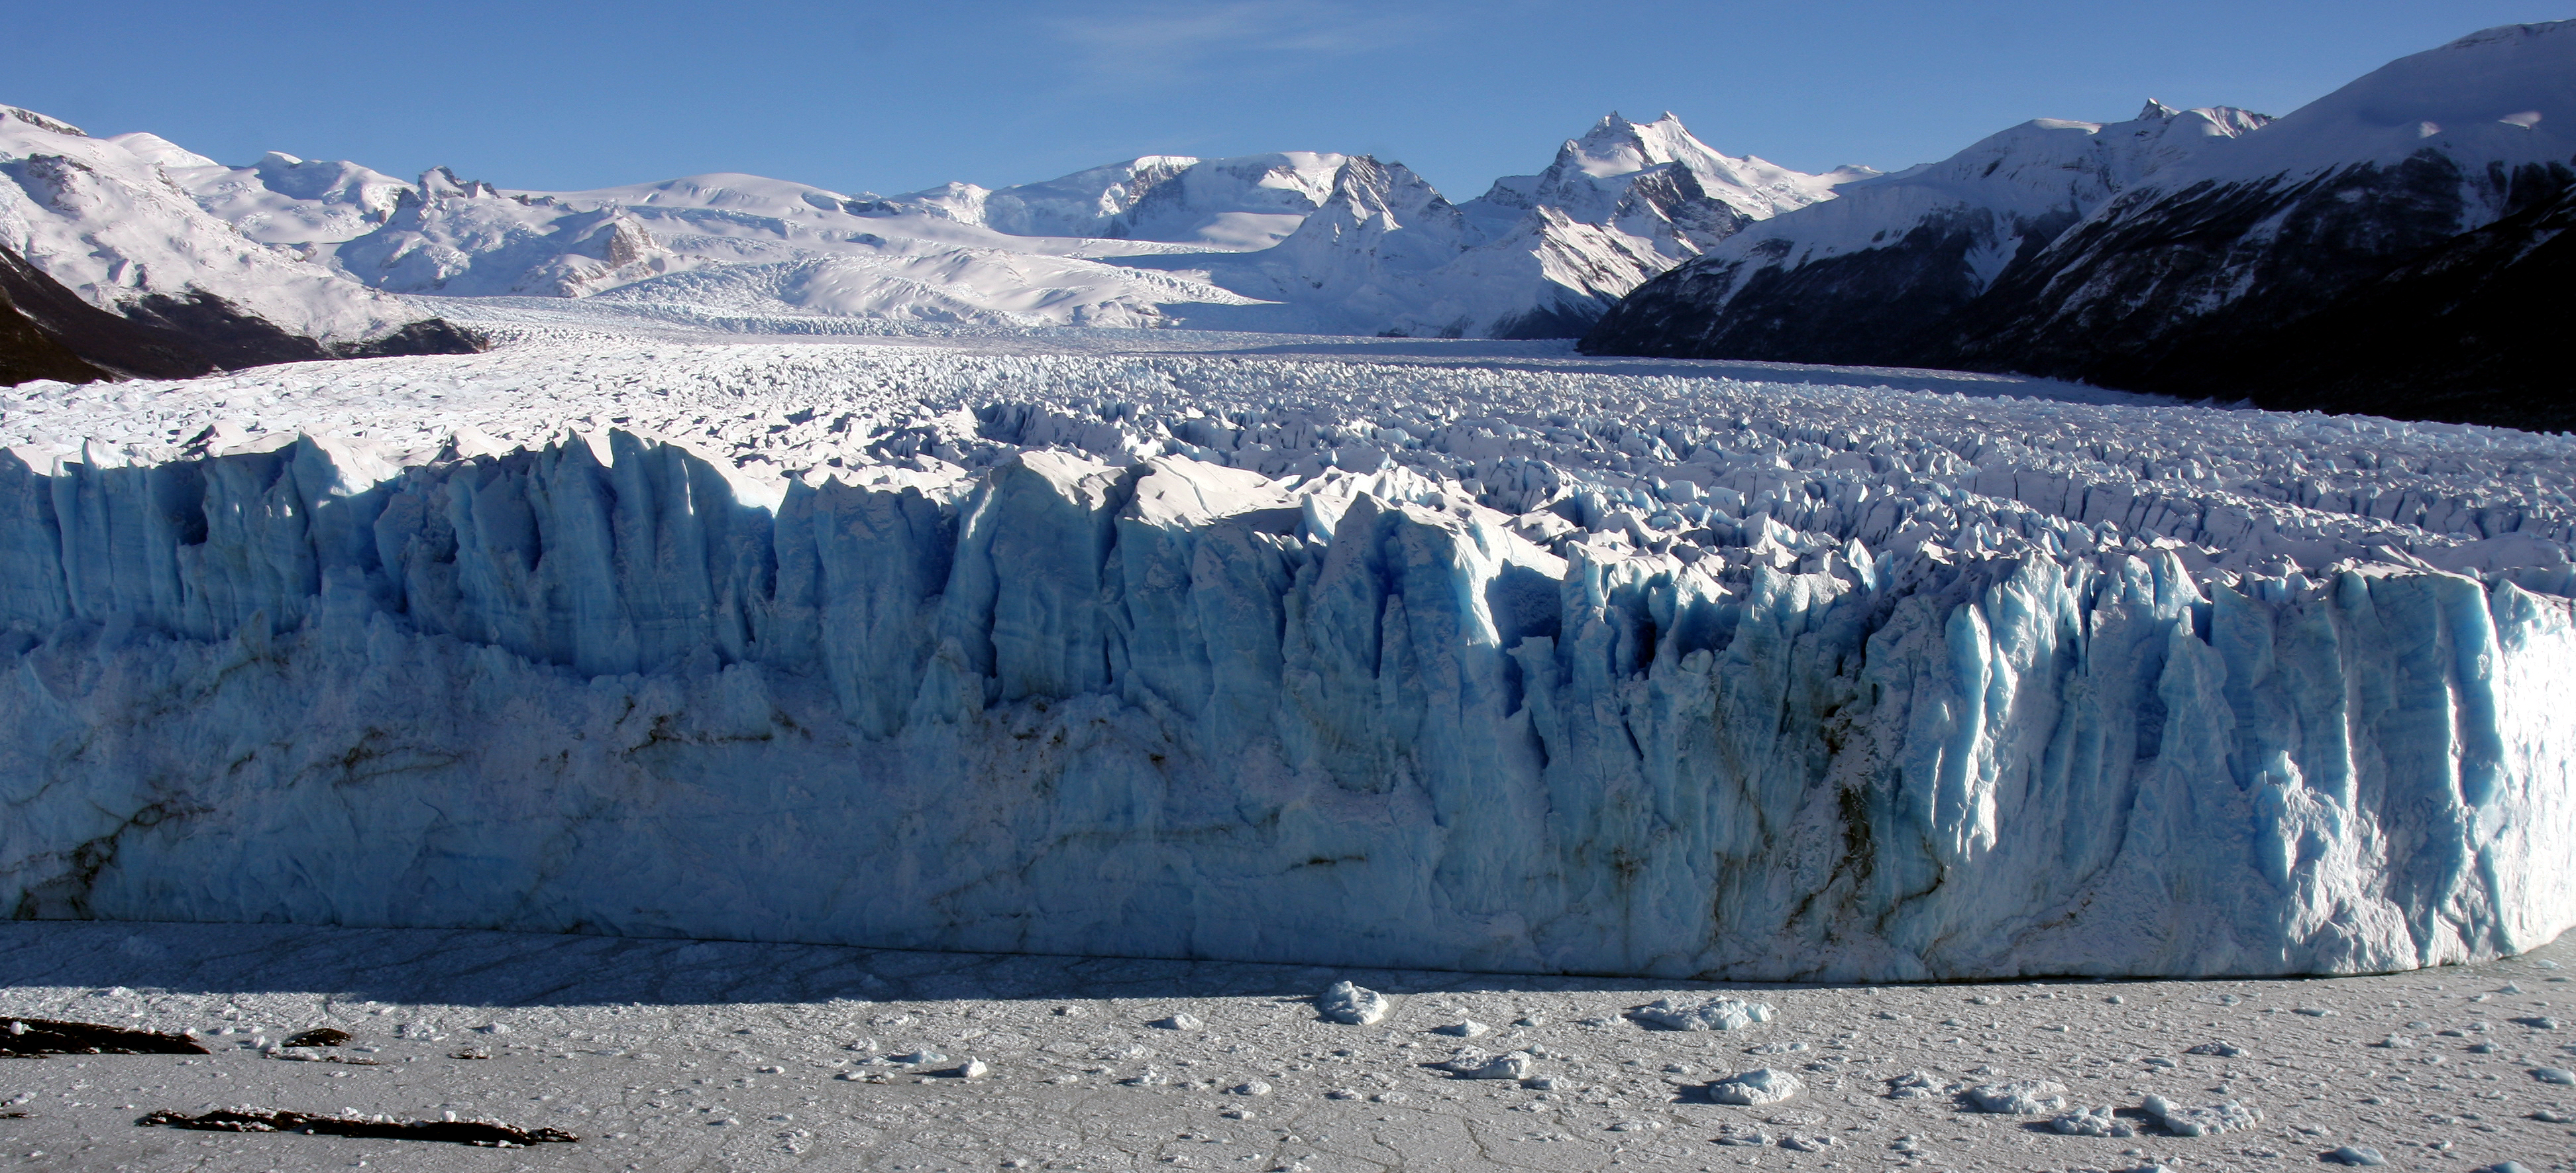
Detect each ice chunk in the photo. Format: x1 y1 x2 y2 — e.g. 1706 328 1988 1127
1711 1123 1773 1146
1709 1068 1803 1105
2050 1105 2136 1137
1437 1047 1534 1081
2528 1067 2576 1085
1964 1079 2068 1114
2326 1146 2387 1166
1318 982 1390 1026
2140 1094 2260 1136
1150 1013 1202 1031
1632 997 1776 1032
1885 1071 1961 1099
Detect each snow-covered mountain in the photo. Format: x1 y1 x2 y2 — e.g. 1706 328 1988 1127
115 110 1845 341
1942 20 2576 419
866 151 1350 248
0 105 477 382
152 156 1263 326
1146 113 1864 338
1580 101 2271 364
1587 21 2576 429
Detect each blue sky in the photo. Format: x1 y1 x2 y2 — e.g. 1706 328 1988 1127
15 1 2568 197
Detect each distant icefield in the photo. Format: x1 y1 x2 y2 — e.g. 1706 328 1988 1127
3 309 2572 981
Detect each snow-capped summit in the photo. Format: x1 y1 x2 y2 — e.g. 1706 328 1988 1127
1143 111 1850 338
1259 155 1472 287
2165 19 2572 183
147 149 413 247
1474 112 1851 235
1580 99 2267 364
872 151 1349 249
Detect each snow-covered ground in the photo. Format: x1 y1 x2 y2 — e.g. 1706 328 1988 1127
2 919 2573 1172
4 309 2571 983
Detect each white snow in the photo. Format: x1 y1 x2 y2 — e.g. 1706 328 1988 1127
67 107 1843 341
2165 21 2576 184
2 313 2574 981
1664 99 2271 311
0 109 429 345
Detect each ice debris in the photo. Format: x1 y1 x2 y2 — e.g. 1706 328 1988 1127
1430 1020 1488 1038
2326 1146 2388 1166
1150 1013 1202 1031
1632 997 1776 1032
2050 1105 2137 1137
1711 1123 1774 1146
1710 1068 1803 1105
2140 1095 2261 1137
2184 1041 2247 1057
1436 1048 1534 1081
2528 1067 2575 1084
1318 982 1389 1026
1886 1072 1962 1099
1964 1079 2068 1114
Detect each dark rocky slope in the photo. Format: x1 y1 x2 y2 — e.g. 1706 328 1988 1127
1583 22 2576 431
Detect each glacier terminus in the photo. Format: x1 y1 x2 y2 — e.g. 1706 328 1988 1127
1 333 2570 983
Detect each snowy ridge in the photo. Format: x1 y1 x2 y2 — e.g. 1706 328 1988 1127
873 152 1350 249
2 335 2572 979
1935 19 2576 379
0 107 437 346
115 109 1837 340
1580 101 2271 363
2157 21 2573 185
1586 21 2576 427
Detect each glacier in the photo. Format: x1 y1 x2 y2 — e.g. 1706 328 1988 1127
2 333 2573 981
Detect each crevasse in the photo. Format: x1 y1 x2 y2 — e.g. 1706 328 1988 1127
1 423 2570 981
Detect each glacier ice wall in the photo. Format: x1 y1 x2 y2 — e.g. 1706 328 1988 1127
3 344 2575 980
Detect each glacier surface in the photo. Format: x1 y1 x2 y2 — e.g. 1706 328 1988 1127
1 328 2573 981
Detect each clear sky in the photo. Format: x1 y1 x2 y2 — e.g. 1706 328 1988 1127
14 1 2569 199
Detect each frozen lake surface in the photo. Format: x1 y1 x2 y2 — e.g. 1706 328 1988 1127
1 920 2573 1172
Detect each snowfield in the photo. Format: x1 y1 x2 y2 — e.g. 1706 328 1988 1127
2 316 2573 982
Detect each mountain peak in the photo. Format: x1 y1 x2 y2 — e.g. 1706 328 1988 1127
0 106 84 137
2138 99 2182 121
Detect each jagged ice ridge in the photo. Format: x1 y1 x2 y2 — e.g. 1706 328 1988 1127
1 337 2573 980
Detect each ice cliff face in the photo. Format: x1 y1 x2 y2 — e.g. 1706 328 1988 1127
3 340 2573 981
